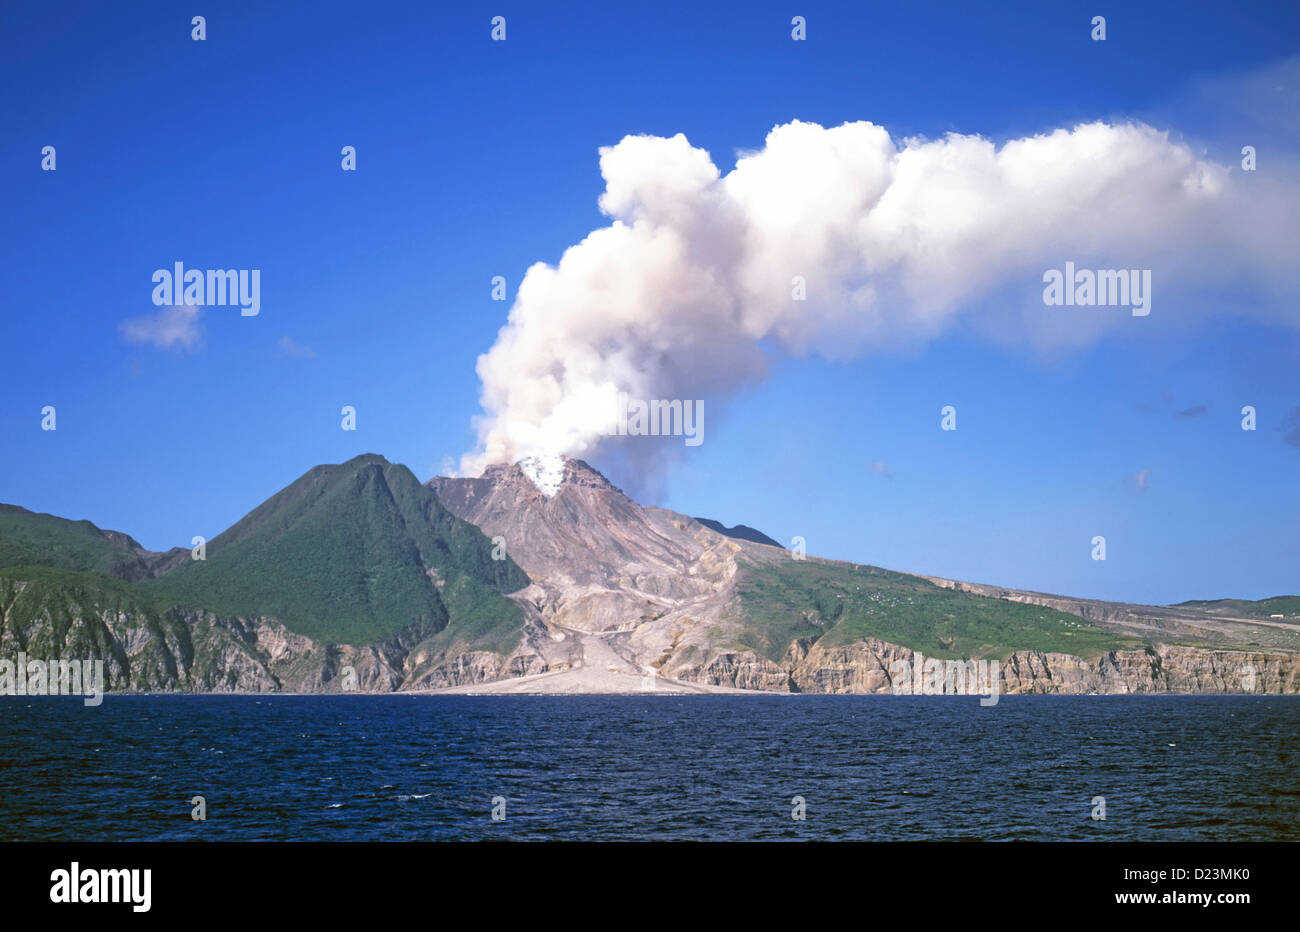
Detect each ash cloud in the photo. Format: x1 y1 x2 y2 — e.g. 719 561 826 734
460 119 1299 484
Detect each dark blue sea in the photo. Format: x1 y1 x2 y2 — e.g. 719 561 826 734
1 695 1297 841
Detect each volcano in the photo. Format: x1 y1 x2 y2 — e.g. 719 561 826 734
426 454 788 692
427 455 1300 694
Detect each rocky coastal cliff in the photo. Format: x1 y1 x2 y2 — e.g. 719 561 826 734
0 572 542 694
672 636 1299 694
4 569 1295 695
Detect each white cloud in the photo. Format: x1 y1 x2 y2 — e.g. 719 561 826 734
461 118 1300 480
118 304 204 352
278 336 317 359
1134 469 1152 492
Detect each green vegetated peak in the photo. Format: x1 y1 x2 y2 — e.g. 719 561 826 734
141 454 530 646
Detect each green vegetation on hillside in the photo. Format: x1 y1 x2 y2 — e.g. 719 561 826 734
0 564 158 621
733 560 1139 661
0 565 169 673
144 455 529 646
0 505 155 580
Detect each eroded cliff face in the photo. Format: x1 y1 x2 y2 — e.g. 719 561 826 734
404 649 550 689
0 576 546 693
996 644 1298 695
5 582 1297 695
670 637 1300 695
7 564 1289 696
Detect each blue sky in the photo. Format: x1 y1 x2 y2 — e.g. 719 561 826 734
1 1 1297 605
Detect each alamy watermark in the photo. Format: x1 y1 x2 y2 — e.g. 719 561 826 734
605 391 703 447
889 651 1001 706
0 653 104 707
152 261 260 316
50 862 150 912
1042 262 1151 316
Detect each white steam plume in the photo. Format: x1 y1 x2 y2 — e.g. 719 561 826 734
461 119 1296 478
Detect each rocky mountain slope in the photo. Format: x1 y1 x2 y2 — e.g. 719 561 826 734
426 455 1300 695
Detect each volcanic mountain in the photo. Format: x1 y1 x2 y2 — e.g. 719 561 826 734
2 453 1296 694
426 455 1300 693
426 455 776 690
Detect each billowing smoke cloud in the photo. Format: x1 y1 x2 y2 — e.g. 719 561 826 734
461 119 1297 479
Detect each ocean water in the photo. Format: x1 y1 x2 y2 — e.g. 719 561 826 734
0 695 1296 841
